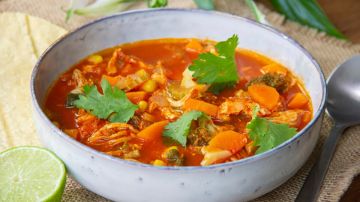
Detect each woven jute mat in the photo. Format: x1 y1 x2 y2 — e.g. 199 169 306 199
1 0 359 201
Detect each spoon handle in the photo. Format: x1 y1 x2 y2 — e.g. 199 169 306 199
295 124 345 202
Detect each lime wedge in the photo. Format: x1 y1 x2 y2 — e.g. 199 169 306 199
0 146 66 202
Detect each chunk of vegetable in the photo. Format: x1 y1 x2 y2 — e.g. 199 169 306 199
201 148 232 166
65 93 80 108
137 120 169 141
248 73 289 93
138 101 148 112
126 91 147 104
141 79 158 93
287 93 308 109
245 141 256 154
153 159 166 166
87 55 103 64
183 98 218 117
162 146 183 166
248 84 279 110
135 69 150 81
207 131 248 153
103 75 122 86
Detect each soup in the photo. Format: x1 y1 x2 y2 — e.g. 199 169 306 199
45 36 312 166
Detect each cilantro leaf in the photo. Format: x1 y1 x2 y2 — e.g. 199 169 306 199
189 35 239 94
163 110 206 147
246 107 297 154
74 79 138 123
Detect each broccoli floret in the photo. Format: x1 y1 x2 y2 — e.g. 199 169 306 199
247 73 290 93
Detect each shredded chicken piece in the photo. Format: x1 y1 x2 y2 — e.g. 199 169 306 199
268 110 307 128
76 109 105 141
148 90 170 112
218 90 270 121
151 63 167 86
160 107 182 120
106 143 142 159
87 123 138 148
114 73 148 91
227 149 250 162
72 69 92 89
181 67 196 88
148 90 183 120
107 48 126 74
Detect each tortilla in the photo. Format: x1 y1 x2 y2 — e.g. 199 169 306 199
0 12 67 151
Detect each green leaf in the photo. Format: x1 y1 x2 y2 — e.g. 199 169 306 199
246 108 297 154
189 35 239 94
163 111 206 147
270 0 346 39
245 0 268 25
193 0 214 10
74 79 138 123
148 0 167 8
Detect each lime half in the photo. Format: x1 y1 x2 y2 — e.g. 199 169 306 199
0 146 66 202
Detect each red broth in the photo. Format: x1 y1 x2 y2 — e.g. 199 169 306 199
45 38 312 166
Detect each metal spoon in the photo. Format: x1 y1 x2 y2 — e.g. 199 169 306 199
296 55 360 202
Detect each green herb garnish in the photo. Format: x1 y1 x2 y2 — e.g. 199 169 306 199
163 110 206 147
74 79 138 123
189 35 239 94
148 0 168 8
246 106 297 154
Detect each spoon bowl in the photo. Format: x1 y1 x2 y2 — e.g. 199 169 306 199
327 55 360 125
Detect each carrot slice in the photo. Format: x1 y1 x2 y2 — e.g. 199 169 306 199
126 91 147 104
208 131 248 154
103 75 122 86
287 93 309 109
137 121 169 141
248 84 280 110
261 63 288 75
183 98 218 117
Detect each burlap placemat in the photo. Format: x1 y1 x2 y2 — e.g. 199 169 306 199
1 0 359 201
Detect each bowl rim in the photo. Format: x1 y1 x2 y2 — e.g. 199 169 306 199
30 8 327 171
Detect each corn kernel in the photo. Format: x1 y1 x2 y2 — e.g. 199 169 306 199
138 101 148 112
141 79 157 93
87 55 103 64
153 159 166 166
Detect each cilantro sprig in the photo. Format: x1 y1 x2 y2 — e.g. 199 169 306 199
74 79 138 123
163 110 206 147
189 35 239 94
246 106 297 154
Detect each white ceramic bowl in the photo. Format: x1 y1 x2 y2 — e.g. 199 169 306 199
31 9 326 202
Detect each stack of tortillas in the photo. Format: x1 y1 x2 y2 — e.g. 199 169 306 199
0 12 67 151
